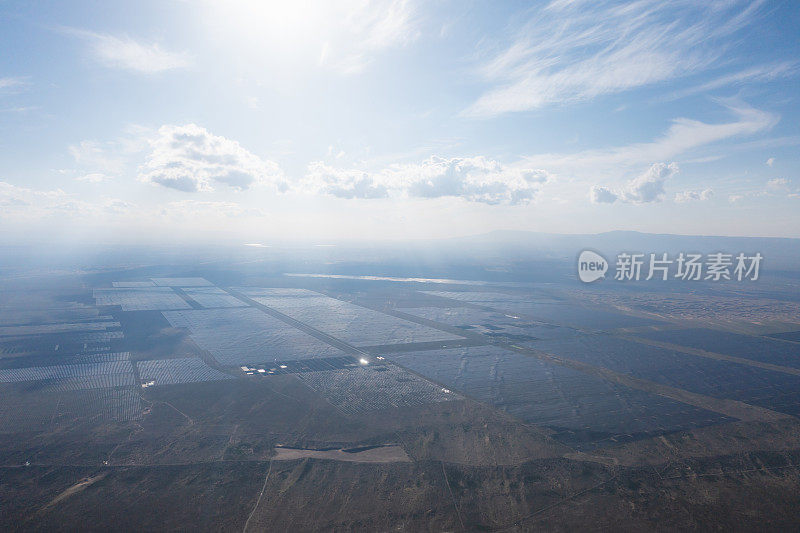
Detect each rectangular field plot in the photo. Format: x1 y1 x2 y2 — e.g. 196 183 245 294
389 346 731 449
402 307 582 341
94 287 191 311
0 320 120 337
151 277 214 287
137 358 234 386
0 384 142 433
248 291 463 346
113 281 156 288
0 352 131 370
0 360 133 383
535 336 800 418
236 287 320 299
423 291 661 331
635 328 800 369
29 373 137 392
0 291 103 327
245 355 362 375
297 364 460 414
182 287 247 309
161 308 344 366
63 386 142 422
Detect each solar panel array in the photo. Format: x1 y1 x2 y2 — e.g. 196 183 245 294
389 345 731 449
297 364 459 414
112 281 156 288
423 291 660 330
137 358 235 386
0 320 120 337
93 287 191 311
243 289 463 347
182 287 247 309
151 277 214 287
402 306 581 340
162 307 344 365
31 373 137 392
0 360 133 383
0 386 143 432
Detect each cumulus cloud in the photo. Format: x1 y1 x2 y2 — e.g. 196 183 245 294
674 188 714 202
621 162 679 203
590 186 618 204
65 28 190 73
305 162 389 199
465 0 767 117
138 124 286 193
590 162 679 204
304 156 551 204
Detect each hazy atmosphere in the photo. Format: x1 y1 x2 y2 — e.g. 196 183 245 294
4 2 800 532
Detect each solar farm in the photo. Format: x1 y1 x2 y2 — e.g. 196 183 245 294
4 270 800 530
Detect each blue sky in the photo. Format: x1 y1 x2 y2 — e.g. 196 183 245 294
0 0 798 243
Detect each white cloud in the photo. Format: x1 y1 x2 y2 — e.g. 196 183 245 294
69 140 126 174
766 157 775 167
67 29 190 73
465 0 767 117
664 62 797 101
0 77 27 90
0 181 133 219
523 101 777 176
590 162 678 204
622 162 679 203
590 186 618 204
304 156 551 205
321 0 418 73
674 188 714 202
75 173 110 183
304 162 389 199
0 181 65 209
767 178 789 191
139 124 286 193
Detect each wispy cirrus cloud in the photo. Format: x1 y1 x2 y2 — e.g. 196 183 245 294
663 61 798 101
65 28 190 73
0 77 28 91
523 101 778 177
319 0 418 73
465 0 768 117
201 0 418 75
